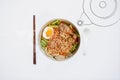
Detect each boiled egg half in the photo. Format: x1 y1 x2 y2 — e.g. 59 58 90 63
43 27 54 39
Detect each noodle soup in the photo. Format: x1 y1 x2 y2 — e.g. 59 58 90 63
39 19 80 61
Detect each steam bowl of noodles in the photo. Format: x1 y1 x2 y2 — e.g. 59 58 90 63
39 19 80 61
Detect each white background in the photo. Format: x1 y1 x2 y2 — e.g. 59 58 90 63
0 0 120 80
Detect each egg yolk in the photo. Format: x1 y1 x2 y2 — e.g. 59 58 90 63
46 28 53 37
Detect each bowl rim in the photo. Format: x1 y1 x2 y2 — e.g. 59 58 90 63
38 18 81 61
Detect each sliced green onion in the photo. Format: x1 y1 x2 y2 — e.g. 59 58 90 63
40 38 48 49
75 31 80 37
51 19 61 25
70 44 78 53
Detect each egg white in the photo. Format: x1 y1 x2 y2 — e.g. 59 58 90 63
43 27 54 39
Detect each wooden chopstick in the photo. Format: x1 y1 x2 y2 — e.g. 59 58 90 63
33 15 36 64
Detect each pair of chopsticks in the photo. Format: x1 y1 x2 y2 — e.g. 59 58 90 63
33 15 36 64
